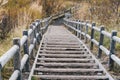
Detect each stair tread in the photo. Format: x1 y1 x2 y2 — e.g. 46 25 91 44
32 75 108 79
34 68 103 72
36 62 97 67
37 58 94 62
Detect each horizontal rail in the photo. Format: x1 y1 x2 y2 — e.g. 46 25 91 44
91 39 99 46
20 36 28 46
9 70 20 80
0 45 19 68
20 54 29 70
113 36 120 43
28 29 33 36
101 31 111 38
93 27 100 32
100 45 110 55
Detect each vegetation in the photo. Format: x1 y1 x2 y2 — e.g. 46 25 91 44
0 0 120 79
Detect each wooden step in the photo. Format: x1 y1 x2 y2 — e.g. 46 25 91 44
42 45 82 48
39 50 88 54
36 63 98 67
34 68 103 73
40 47 86 51
44 43 80 45
40 51 87 54
32 75 108 80
38 54 91 58
45 41 79 43
37 58 95 62
43 36 77 41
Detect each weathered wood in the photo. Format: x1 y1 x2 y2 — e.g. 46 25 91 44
0 65 2 80
38 53 91 58
40 50 88 54
45 42 80 45
43 45 82 48
85 21 89 43
34 68 103 73
40 47 86 50
90 22 96 50
23 30 30 72
109 30 117 70
98 26 104 58
29 24 114 80
80 21 84 40
41 47 83 49
36 63 98 67
37 58 94 62
30 25 34 59
13 38 22 80
32 75 108 80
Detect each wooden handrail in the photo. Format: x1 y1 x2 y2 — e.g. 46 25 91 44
64 18 120 71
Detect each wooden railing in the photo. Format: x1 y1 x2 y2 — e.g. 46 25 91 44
0 8 73 80
64 18 120 70
0 18 50 80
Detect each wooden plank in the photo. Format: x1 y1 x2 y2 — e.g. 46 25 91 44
32 75 108 79
37 58 94 62
45 42 80 44
38 54 91 58
39 50 88 54
42 45 82 48
34 68 103 73
43 40 78 42
45 43 80 45
36 63 97 67
40 47 86 51
40 51 87 54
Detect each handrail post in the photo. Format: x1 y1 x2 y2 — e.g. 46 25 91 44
77 20 79 37
0 65 2 80
80 21 84 40
41 21 44 35
39 21 43 39
78 20 80 38
109 30 117 70
74 22 77 36
79 21 81 39
75 20 78 36
40 21 43 36
32 23 37 50
35 21 40 44
98 26 104 58
85 21 89 43
39 21 42 41
13 38 22 80
90 22 96 50
30 25 34 59
23 30 30 72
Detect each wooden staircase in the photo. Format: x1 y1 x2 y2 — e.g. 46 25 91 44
29 25 111 80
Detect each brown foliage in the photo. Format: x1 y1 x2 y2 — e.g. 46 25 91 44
88 0 120 25
40 0 64 17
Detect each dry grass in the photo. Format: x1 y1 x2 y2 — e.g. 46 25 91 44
30 2 42 14
0 24 26 56
0 1 42 56
76 2 90 20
